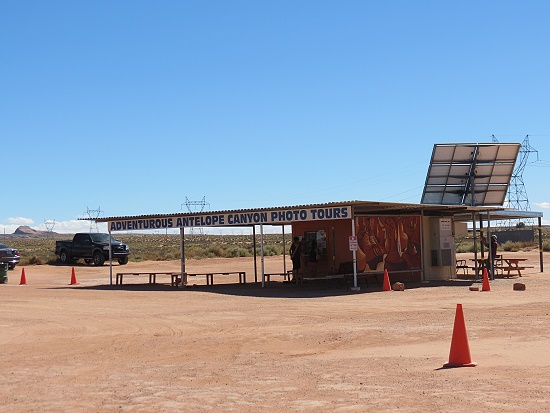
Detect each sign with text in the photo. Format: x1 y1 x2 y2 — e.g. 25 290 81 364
349 235 358 251
108 206 351 232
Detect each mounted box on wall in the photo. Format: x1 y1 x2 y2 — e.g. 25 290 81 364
430 217 454 266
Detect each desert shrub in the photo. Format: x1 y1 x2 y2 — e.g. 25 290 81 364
505 241 535 251
184 245 207 259
205 244 224 258
456 242 474 253
261 244 282 256
225 247 251 258
181 244 226 259
501 241 520 252
7 231 547 266
455 239 540 253
21 256 43 266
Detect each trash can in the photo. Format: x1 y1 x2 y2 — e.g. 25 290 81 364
0 263 8 284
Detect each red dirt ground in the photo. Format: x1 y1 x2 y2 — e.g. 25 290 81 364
1 251 549 412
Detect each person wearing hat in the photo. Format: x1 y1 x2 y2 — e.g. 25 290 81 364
482 234 500 277
490 235 499 259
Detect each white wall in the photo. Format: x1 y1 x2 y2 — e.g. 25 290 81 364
421 216 456 280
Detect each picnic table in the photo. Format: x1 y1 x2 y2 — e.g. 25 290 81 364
498 257 530 277
469 256 532 278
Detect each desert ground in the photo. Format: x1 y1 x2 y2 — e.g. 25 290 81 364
1 251 549 413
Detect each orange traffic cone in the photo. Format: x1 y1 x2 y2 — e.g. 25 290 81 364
481 268 491 292
20 268 27 285
382 269 392 291
443 304 477 368
70 267 78 285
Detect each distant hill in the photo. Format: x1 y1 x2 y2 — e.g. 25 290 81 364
13 226 57 238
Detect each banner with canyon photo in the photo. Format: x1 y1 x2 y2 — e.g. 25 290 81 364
355 216 422 272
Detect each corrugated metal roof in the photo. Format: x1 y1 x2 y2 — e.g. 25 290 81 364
86 200 540 223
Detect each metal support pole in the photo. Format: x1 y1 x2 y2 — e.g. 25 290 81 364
486 212 494 280
260 224 265 288
332 221 336 272
180 227 186 287
420 212 426 282
108 227 113 286
479 216 485 259
472 212 478 281
539 217 544 272
253 226 258 283
282 225 287 275
351 216 358 290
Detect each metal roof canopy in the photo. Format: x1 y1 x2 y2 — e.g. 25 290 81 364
421 143 521 206
92 200 541 225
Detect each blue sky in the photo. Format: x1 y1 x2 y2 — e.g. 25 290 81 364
1 0 549 234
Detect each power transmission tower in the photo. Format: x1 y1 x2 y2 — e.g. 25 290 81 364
44 220 56 237
84 206 103 232
181 197 210 235
492 135 538 228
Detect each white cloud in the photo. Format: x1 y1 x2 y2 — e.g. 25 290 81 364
6 217 34 225
535 202 550 209
0 218 284 236
0 219 108 234
35 220 108 233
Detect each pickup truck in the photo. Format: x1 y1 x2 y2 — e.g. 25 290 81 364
55 233 130 266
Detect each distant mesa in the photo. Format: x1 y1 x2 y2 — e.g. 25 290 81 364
13 226 57 237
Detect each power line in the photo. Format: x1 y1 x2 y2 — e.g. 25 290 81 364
181 197 210 235
44 220 56 237
84 207 103 232
492 135 538 228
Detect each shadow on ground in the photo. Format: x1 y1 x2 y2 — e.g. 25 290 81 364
43 278 477 299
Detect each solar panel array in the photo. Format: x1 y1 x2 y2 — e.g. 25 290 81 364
421 143 520 206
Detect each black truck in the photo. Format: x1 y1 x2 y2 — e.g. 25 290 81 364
55 233 130 266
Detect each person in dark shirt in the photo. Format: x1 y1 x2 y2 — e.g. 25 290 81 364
307 239 321 276
482 234 500 276
289 236 302 282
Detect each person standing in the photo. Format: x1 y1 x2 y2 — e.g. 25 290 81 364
482 234 500 277
489 234 500 278
490 235 499 258
307 239 321 276
290 236 302 282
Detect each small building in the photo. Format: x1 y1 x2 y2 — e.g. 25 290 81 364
94 200 544 288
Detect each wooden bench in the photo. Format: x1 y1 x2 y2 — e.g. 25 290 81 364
264 271 293 283
357 271 382 286
296 261 350 287
297 261 381 288
300 274 346 287
495 266 526 278
456 259 470 276
345 268 421 287
334 261 381 288
172 271 246 286
340 271 382 288
495 264 534 278
115 272 179 285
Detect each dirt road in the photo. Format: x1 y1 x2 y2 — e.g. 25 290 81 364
1 252 549 412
